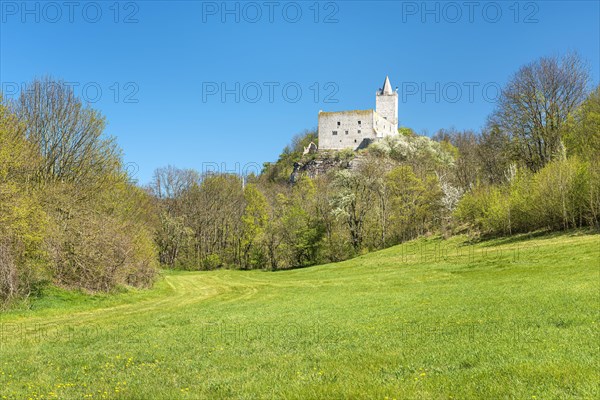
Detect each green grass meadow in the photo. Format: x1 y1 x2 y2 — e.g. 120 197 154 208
1 231 599 399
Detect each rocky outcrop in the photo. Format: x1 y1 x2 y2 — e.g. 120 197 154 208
290 153 365 183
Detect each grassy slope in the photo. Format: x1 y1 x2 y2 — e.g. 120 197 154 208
0 232 598 399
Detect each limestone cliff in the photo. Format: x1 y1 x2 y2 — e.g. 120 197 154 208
290 151 365 183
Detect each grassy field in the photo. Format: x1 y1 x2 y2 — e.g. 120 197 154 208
1 231 598 399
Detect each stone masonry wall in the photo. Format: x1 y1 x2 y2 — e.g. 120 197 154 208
373 111 397 138
318 110 375 150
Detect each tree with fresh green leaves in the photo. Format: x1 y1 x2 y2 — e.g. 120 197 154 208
564 85 600 161
241 184 269 269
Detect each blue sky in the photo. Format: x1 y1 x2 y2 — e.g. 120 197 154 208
1 0 599 184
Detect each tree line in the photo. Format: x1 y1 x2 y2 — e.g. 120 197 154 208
1 53 598 306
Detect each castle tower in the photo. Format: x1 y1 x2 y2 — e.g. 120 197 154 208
375 76 398 128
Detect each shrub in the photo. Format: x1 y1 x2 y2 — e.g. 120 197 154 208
455 158 598 236
533 157 591 230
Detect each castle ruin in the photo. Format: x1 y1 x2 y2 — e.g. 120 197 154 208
317 76 399 151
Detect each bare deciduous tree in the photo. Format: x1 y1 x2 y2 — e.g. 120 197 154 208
12 77 119 184
491 53 590 171
149 165 200 200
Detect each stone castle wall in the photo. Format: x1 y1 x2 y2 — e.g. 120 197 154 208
373 111 397 138
318 110 375 150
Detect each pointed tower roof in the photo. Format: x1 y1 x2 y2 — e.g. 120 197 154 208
381 76 393 95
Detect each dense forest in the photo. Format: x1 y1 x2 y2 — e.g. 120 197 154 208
1 53 598 306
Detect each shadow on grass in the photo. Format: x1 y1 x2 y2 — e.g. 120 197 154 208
475 228 599 247
266 263 322 273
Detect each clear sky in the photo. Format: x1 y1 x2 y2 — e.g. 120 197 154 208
1 0 599 183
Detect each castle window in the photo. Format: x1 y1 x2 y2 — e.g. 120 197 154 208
337 121 340 126
332 131 337 135
345 130 349 135
358 130 361 134
354 139 357 143
358 120 361 125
